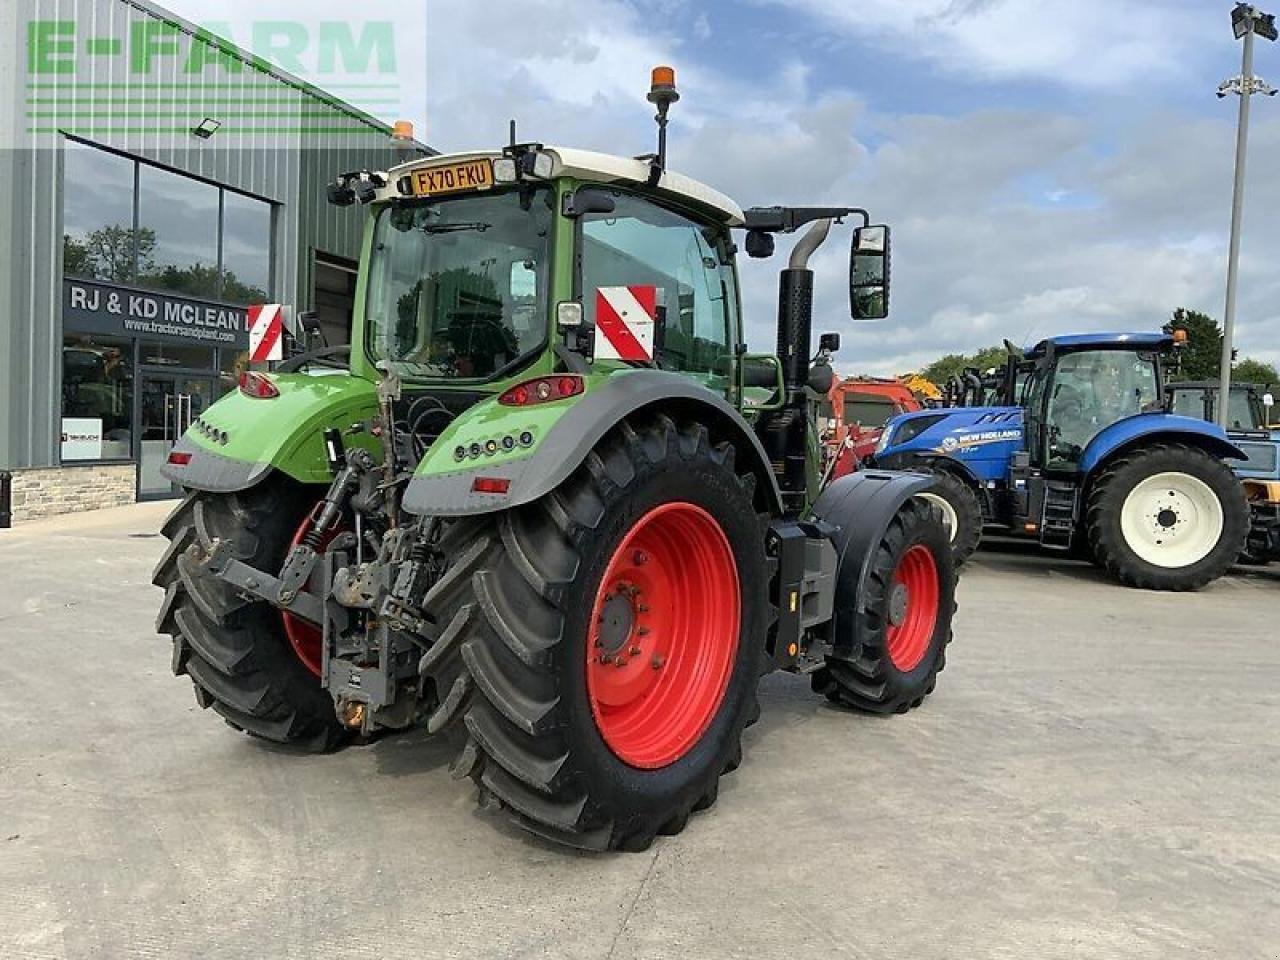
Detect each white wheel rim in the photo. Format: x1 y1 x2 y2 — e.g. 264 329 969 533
1118 471 1224 569
917 492 957 543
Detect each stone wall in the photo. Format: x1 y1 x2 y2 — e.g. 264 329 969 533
8 464 136 522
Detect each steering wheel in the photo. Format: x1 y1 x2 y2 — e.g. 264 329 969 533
445 313 519 377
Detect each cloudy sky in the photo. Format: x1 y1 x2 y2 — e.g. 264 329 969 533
165 0 1280 376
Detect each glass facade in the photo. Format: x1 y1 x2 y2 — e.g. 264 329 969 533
62 138 273 306
60 334 134 461
62 142 136 284
59 138 271 473
137 163 221 299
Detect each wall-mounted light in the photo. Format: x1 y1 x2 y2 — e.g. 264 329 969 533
192 118 222 139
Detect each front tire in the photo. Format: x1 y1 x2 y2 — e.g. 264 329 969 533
1085 443 1249 591
153 481 348 751
918 470 983 567
812 498 955 713
418 413 768 851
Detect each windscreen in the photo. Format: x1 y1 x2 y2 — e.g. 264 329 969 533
365 188 553 379
843 398 897 429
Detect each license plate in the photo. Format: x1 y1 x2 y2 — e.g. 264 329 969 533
407 159 494 197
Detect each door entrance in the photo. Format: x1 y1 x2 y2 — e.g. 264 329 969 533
138 371 215 499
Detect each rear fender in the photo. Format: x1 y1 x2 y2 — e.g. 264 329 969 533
401 369 784 517
809 470 937 661
160 373 380 493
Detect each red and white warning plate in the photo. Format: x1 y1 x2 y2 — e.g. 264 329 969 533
594 286 656 362
248 303 284 363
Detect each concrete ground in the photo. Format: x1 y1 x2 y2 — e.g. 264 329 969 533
2 502 1278 960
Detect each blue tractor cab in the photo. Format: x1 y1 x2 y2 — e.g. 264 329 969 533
871 332 1251 590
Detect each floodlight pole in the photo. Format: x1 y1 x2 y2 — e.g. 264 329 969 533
1218 5 1276 427
1219 28 1255 426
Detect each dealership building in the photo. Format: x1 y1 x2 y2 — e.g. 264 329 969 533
0 0 427 521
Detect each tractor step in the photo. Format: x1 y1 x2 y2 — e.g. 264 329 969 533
1039 481 1077 548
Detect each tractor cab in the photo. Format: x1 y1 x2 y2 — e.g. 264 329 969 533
1021 333 1170 473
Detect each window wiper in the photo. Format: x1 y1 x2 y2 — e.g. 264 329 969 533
419 222 491 234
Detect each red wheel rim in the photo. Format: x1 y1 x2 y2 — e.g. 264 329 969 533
585 502 740 769
884 544 940 672
280 507 343 678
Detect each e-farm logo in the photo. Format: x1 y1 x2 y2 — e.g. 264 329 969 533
24 17 405 137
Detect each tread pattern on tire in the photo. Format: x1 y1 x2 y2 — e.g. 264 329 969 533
1084 441 1249 592
153 481 347 751
811 497 955 714
927 469 983 568
418 413 765 851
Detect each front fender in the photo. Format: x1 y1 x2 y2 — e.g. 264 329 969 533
401 369 784 517
810 470 936 661
873 450 982 488
160 373 380 492
1078 414 1245 475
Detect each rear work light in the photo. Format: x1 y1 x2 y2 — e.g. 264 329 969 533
238 371 279 399
167 451 192 466
498 375 584 407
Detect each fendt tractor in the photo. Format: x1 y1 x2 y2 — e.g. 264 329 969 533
869 332 1251 590
153 69 957 851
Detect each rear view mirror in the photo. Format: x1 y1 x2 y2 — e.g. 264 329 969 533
818 332 841 353
850 224 890 320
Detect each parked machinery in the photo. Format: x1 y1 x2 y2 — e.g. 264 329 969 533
153 68 958 850
870 332 1250 588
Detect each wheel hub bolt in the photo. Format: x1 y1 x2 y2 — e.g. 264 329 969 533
651 654 665 669
629 645 641 656
615 657 628 668
634 551 648 565
637 626 650 636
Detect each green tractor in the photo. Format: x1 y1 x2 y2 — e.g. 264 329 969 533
154 68 956 851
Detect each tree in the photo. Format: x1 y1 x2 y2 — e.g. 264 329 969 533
1168 308 1223 381
920 345 1011 386
63 224 156 283
1233 357 1278 387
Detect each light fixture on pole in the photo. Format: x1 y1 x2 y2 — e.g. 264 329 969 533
1217 3 1276 428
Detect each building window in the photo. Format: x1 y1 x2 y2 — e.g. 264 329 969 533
61 334 134 461
222 191 272 304
137 163 221 299
61 138 274 303
62 141 137 284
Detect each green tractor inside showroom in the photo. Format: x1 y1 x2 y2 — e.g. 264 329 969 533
154 68 956 851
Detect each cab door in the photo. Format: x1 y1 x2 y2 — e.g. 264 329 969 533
577 191 740 399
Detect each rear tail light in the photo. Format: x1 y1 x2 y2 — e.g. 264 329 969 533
167 451 192 465
471 477 511 494
239 371 279 399
498 375 584 407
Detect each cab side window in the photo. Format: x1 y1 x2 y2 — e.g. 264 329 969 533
581 194 736 375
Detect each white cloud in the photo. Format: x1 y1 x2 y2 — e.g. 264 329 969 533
753 0 1226 90
159 0 1280 377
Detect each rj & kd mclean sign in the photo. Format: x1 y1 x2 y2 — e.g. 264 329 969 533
63 279 250 348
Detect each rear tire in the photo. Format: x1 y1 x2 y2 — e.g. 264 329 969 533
418 413 768 851
812 498 955 713
153 480 348 751
918 470 983 567
1085 442 1249 591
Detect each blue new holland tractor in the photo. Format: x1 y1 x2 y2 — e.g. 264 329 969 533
869 332 1251 590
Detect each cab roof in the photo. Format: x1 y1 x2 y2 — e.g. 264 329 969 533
1029 332 1173 355
385 146 744 225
